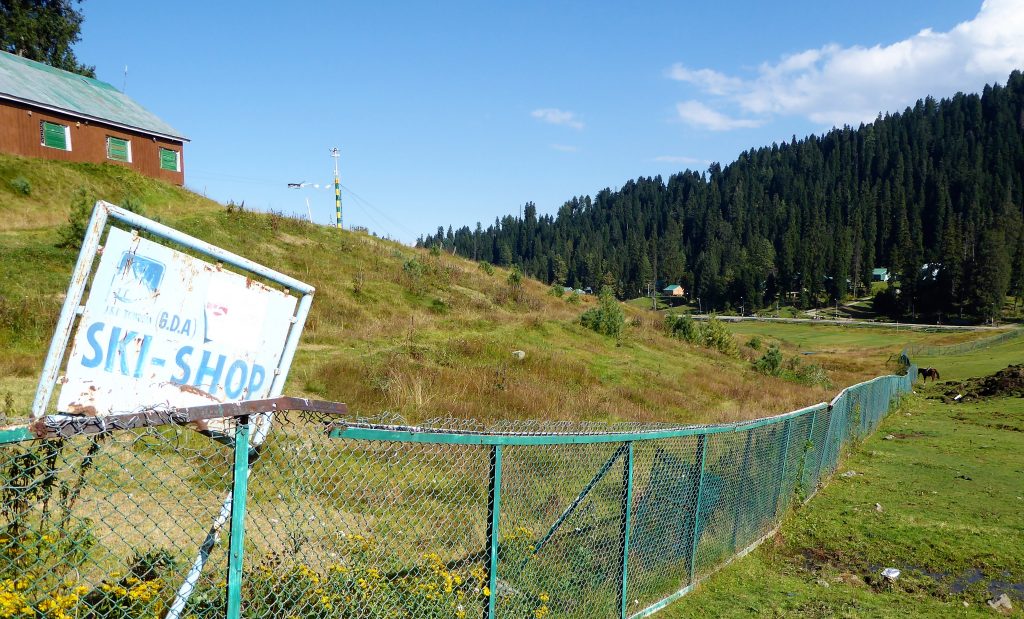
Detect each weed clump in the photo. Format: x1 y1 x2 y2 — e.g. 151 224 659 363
752 344 831 387
9 176 31 196
665 314 737 356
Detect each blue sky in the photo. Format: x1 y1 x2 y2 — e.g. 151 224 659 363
76 1 1023 243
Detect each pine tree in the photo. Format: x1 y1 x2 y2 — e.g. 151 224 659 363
0 0 94 76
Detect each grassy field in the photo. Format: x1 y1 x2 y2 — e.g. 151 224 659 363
912 335 1024 381
2 152 982 428
662 347 1024 617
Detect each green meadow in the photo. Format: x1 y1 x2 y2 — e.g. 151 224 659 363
664 342 1024 618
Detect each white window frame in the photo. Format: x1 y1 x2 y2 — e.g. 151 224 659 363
106 136 133 163
159 147 180 172
40 121 72 151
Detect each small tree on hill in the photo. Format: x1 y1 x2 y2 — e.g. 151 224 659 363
580 286 625 338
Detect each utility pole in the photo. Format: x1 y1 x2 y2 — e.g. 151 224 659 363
331 147 342 229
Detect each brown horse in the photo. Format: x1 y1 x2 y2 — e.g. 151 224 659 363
917 367 940 382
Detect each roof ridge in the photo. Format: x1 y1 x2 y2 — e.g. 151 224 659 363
0 50 186 140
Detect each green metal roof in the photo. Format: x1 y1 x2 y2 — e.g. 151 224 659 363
0 51 186 141
872 268 888 275
663 284 682 290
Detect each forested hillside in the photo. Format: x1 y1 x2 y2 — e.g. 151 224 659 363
421 71 1024 322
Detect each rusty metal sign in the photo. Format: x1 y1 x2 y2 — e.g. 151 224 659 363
33 201 315 420
57 226 296 415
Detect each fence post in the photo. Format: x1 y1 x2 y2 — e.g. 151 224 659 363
618 442 634 619
485 445 503 619
800 408 818 494
729 430 754 552
686 434 708 584
817 406 836 478
772 419 793 518
226 415 251 619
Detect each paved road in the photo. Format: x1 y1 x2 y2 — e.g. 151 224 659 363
689 314 1008 331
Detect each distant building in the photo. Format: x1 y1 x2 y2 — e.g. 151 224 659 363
662 284 685 297
0 51 188 184
871 268 890 282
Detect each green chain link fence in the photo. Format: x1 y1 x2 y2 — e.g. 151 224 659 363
906 327 1022 356
0 362 915 618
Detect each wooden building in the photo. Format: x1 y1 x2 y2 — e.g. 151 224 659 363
0 51 187 185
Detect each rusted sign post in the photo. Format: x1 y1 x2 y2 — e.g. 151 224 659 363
31 200 315 619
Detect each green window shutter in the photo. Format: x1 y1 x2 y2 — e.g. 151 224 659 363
41 121 67 150
159 148 179 171
107 137 129 162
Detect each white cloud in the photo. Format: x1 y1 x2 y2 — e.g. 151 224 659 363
675 101 763 131
666 64 744 95
531 108 584 130
550 144 579 152
653 155 709 165
669 0 1024 127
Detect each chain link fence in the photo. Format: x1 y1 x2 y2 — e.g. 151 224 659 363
906 327 1022 356
0 363 915 618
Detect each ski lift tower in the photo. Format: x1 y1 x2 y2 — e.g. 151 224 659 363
331 147 342 229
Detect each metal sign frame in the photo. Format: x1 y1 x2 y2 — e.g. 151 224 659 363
32 200 315 418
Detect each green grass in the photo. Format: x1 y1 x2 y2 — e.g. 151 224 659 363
723 321 991 353
913 335 1024 381
661 349 1024 617
5 153 921 426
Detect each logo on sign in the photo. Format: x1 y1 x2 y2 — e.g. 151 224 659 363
113 252 165 304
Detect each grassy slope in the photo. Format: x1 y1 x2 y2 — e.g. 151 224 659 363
664 347 1024 617
0 153 899 426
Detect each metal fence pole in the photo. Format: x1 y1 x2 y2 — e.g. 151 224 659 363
815 407 831 485
226 415 251 619
817 405 837 477
730 430 754 552
686 434 708 584
485 444 503 619
800 408 818 493
618 442 635 619
773 419 793 517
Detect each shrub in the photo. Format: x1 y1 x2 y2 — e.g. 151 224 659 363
56 192 146 250
9 176 31 196
580 286 625 337
55 190 94 249
746 335 762 350
701 317 738 356
402 258 428 296
548 284 564 298
753 345 783 376
793 360 833 388
506 265 524 303
566 292 581 305
478 261 494 276
665 314 700 344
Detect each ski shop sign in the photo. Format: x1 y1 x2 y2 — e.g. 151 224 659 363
41 203 312 417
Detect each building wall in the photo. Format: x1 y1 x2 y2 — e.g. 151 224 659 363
0 99 185 185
